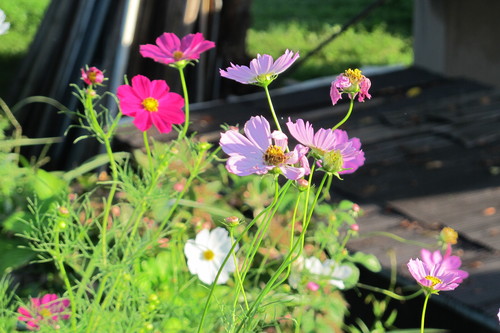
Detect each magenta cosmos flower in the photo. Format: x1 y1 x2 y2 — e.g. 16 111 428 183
17 294 70 330
286 118 365 175
140 32 215 67
330 68 371 105
81 66 104 85
220 50 299 86
117 75 185 133
420 246 469 283
407 258 463 293
220 116 309 180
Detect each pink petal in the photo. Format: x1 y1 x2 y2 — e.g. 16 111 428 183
244 116 271 151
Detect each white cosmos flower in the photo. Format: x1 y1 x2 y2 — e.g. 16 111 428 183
0 9 10 35
184 227 238 285
289 256 353 290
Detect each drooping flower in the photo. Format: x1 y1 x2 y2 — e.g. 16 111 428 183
80 66 104 85
289 256 353 290
286 118 364 175
407 258 463 293
220 116 309 180
17 294 70 330
140 32 215 68
420 247 469 283
117 75 185 133
184 227 238 285
330 68 371 105
220 50 299 87
0 9 10 35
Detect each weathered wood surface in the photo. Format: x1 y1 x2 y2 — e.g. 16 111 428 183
116 66 500 331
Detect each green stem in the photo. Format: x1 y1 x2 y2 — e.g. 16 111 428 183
196 185 290 333
54 229 77 332
143 130 153 172
331 98 354 130
178 67 190 139
263 85 282 132
356 283 423 301
421 292 431 333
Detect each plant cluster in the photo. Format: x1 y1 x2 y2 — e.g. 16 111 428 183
0 20 481 333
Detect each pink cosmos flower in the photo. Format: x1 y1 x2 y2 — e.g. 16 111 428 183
219 116 309 180
330 68 371 105
81 66 104 85
17 294 70 330
140 32 215 67
420 246 469 283
407 258 463 293
286 118 365 174
220 50 299 86
117 75 185 133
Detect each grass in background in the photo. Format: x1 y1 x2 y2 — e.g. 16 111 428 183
248 0 413 81
0 0 50 97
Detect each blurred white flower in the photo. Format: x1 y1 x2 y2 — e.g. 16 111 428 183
0 9 10 35
184 227 238 285
289 256 353 290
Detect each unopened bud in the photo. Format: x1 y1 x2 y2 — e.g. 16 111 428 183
350 224 360 232
225 216 240 226
297 178 309 191
440 227 458 245
306 281 320 292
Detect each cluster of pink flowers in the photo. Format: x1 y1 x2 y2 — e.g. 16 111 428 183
81 32 215 134
17 294 70 330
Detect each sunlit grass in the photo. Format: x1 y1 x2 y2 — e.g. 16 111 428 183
0 0 50 96
248 0 413 81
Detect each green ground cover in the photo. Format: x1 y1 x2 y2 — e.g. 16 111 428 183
0 0 50 96
248 0 413 80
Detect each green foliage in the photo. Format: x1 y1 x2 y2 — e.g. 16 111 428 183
0 0 50 95
249 0 413 81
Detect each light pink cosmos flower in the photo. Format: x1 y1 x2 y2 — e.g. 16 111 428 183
219 50 299 86
80 66 104 85
17 294 70 330
330 68 371 105
117 75 185 133
286 118 365 175
407 258 463 293
420 246 469 283
220 116 309 180
140 32 215 67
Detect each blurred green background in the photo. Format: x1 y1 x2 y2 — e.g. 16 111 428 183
0 0 412 96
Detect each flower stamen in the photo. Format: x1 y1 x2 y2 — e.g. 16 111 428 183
425 275 443 287
203 249 215 261
344 68 363 85
173 50 184 61
142 97 159 112
264 145 286 166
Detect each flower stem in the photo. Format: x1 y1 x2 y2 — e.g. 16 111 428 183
263 85 282 132
143 130 153 172
331 98 354 130
421 292 431 333
178 67 190 139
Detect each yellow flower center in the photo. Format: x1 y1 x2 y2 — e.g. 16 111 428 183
344 68 363 85
39 308 52 318
264 145 286 166
203 249 215 261
88 71 97 83
173 50 184 61
425 275 443 287
142 97 159 112
323 149 344 172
